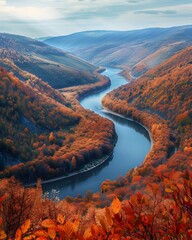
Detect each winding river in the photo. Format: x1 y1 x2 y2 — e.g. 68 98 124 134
43 68 151 199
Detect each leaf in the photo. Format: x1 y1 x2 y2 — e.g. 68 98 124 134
15 228 22 240
57 213 65 225
34 230 48 237
111 197 121 214
84 228 92 239
21 219 31 234
97 216 108 232
48 228 56 239
41 219 56 228
63 222 74 238
0 218 2 226
0 230 7 240
165 188 174 193
73 219 80 233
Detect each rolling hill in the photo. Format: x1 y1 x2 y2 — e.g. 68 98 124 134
44 25 192 77
0 33 98 88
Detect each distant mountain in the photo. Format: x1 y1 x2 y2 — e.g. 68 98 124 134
0 33 98 88
44 26 192 76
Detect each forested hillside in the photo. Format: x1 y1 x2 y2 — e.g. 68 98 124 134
101 47 192 197
0 68 115 183
103 47 192 150
0 33 98 88
44 26 192 77
0 41 191 239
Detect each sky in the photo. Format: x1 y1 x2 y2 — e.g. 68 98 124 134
0 0 191 38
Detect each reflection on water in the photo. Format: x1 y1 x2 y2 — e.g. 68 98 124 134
103 111 151 142
43 155 113 196
43 68 151 199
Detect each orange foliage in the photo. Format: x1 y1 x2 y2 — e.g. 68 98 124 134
100 47 191 198
0 67 115 184
0 173 190 239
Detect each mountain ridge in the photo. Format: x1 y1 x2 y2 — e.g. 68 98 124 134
44 25 192 76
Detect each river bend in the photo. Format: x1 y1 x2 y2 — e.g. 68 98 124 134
43 68 151 199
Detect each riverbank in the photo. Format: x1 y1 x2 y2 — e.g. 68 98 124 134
26 152 115 187
118 67 137 82
59 68 111 100
102 108 153 150
102 92 173 168
25 69 117 187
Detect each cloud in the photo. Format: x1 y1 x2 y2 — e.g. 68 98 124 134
62 4 132 20
0 6 57 21
0 0 6 5
135 10 177 15
0 0 192 37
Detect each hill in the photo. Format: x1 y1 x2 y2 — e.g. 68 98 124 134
0 48 191 239
0 68 79 171
0 67 115 183
44 26 192 77
0 33 98 88
102 46 192 195
103 46 192 150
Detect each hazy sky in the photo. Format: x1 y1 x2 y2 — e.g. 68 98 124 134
0 0 192 38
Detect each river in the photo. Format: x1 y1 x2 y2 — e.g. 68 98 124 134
43 68 151 199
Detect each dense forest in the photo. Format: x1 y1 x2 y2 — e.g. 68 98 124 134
0 68 115 183
0 44 191 238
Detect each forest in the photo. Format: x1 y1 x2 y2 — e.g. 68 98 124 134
0 45 191 239
0 67 115 183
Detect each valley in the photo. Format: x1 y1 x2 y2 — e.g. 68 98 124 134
44 26 192 77
43 68 151 198
0 28 191 239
